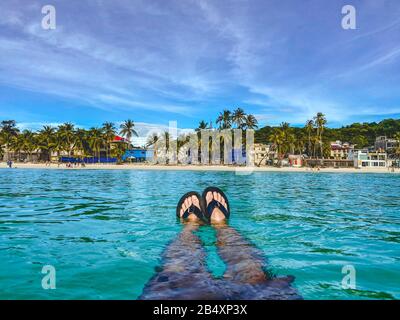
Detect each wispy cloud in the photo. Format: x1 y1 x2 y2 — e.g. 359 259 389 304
1 0 400 127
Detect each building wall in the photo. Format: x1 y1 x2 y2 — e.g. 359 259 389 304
254 143 270 165
353 151 387 168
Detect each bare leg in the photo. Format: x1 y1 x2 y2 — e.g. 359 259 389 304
140 193 228 300
140 223 227 300
205 190 302 299
214 223 267 284
214 223 302 299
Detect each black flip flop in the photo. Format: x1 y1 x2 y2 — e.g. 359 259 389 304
176 191 204 220
202 187 230 222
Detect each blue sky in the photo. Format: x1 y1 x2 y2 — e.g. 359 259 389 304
1 0 400 136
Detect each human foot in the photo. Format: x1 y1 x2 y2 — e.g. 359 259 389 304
176 191 204 222
202 187 230 224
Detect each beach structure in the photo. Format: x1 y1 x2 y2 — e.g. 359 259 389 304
122 148 154 162
375 136 399 152
288 154 303 167
330 141 354 160
353 150 387 168
1 147 41 162
304 158 354 168
254 143 272 166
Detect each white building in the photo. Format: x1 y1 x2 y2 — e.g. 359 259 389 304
254 143 271 166
353 150 387 168
375 136 398 152
330 141 354 160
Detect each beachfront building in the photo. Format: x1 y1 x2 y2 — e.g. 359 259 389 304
353 150 387 168
374 136 399 152
122 148 154 162
304 158 354 168
330 141 354 160
254 143 271 166
1 147 43 162
288 154 303 167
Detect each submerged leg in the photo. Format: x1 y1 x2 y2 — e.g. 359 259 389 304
202 187 302 299
140 224 227 300
215 224 302 300
215 224 268 284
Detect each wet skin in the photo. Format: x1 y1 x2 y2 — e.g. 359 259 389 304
140 191 302 300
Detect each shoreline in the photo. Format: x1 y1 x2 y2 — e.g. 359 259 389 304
1 162 399 174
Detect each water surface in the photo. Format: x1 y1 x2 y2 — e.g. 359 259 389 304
0 169 399 299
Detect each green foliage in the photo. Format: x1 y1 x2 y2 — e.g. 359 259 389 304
256 118 400 149
0 120 136 162
214 108 258 130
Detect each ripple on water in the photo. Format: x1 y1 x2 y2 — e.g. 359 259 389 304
0 169 399 299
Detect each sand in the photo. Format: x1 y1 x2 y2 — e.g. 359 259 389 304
1 162 399 174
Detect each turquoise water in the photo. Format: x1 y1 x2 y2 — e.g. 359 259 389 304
0 169 399 300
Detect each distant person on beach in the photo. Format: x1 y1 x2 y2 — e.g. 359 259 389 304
140 187 301 300
7 160 12 168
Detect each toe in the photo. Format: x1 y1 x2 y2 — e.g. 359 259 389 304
184 198 190 209
220 197 227 209
187 196 193 208
213 191 219 201
206 191 213 205
191 195 200 209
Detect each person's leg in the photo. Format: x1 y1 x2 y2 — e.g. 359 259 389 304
203 188 302 300
215 224 268 284
140 193 227 300
204 190 267 284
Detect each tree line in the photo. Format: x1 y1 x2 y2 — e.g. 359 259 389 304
0 120 138 162
1 112 400 163
255 115 400 159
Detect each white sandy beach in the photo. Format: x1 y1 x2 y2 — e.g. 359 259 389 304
1 162 399 174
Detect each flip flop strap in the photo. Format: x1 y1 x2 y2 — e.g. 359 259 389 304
182 204 203 219
206 199 229 219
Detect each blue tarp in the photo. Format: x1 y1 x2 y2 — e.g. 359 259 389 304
122 149 153 161
59 157 117 163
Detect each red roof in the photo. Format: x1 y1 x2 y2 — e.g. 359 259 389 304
113 135 128 142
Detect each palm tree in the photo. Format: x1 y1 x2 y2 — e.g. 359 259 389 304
216 110 232 130
244 114 258 130
73 128 89 160
195 120 208 132
156 131 173 164
295 133 305 155
269 129 284 166
88 128 104 163
279 122 295 155
58 123 75 156
102 122 116 160
119 119 138 145
9 134 25 161
305 119 314 157
53 131 64 159
0 120 20 160
232 108 247 129
21 130 37 162
146 133 160 163
314 112 327 159
38 126 55 161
